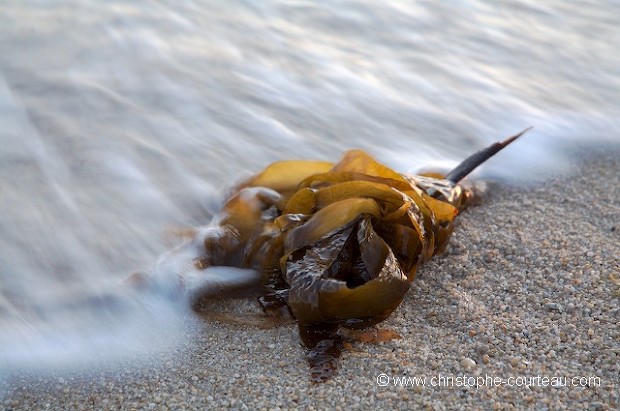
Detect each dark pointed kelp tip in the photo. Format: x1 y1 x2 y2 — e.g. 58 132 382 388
445 127 533 184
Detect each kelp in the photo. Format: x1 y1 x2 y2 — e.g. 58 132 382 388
158 130 530 381
227 150 456 380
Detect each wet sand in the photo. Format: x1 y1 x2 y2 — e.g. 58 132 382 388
2 145 619 410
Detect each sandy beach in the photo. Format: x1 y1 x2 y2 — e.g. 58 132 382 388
2 144 619 410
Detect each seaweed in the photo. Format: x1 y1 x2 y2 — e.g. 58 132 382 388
143 130 529 381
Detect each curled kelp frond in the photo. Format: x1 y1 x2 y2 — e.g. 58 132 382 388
138 129 529 382
233 150 465 380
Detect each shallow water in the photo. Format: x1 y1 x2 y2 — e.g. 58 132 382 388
1 0 619 375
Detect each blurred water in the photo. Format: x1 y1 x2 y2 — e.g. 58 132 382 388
1 0 619 375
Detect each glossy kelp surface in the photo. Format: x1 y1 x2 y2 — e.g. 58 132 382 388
147 132 525 381
199 149 465 380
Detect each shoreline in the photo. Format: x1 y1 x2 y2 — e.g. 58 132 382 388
2 145 619 410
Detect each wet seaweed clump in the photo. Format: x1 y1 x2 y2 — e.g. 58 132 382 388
146 130 529 381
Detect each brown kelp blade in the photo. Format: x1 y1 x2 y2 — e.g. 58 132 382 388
445 127 532 184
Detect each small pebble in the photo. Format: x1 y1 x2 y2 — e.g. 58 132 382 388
545 303 564 313
460 358 476 370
